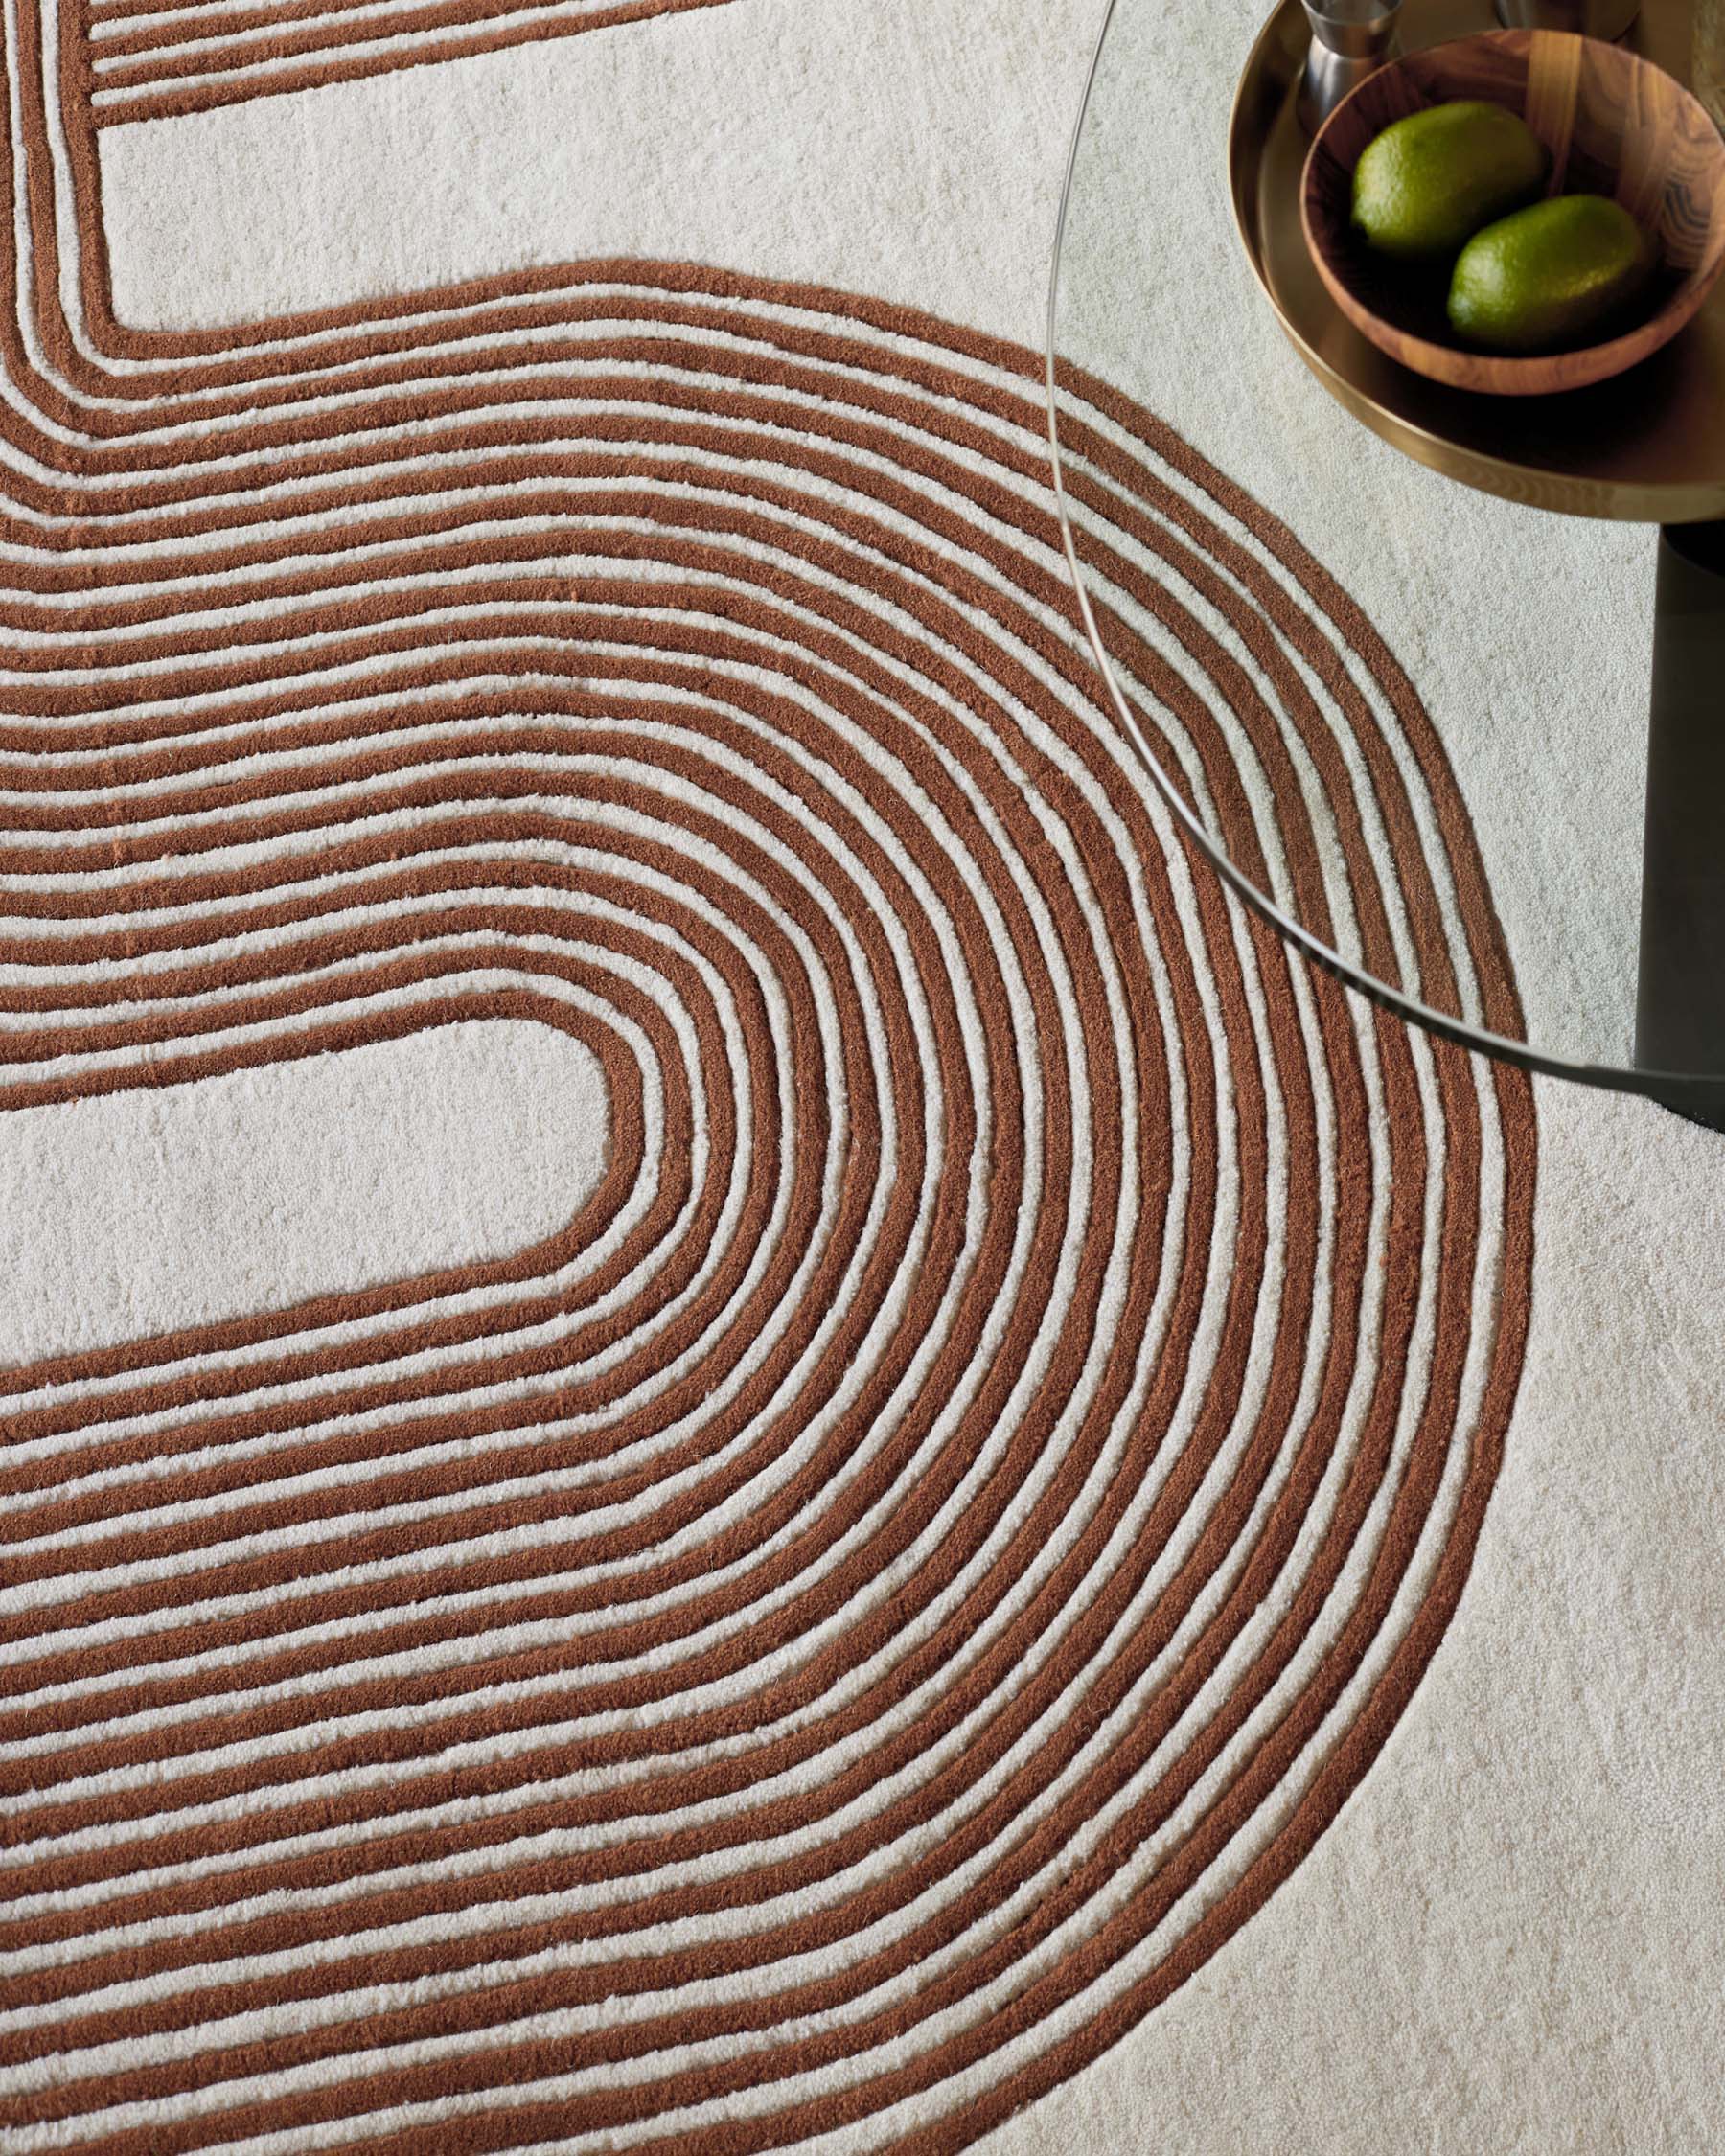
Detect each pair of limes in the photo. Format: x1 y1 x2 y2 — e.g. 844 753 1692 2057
1350 101 1653 352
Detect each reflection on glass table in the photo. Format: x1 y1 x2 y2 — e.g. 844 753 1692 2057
1047 0 1725 1121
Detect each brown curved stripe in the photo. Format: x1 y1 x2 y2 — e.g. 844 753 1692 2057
0 493 1247 1449
0 178 1527 1087
0 651 997 1456
0 41 1535 2144
89 0 722 69
0 806 1328 2122
0 630 1276 1871
85 0 743 126
0 743 1083 1808
10 694 1492 2139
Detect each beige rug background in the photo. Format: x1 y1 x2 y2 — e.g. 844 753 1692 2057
1028 7 1725 2146
7 0 1725 2148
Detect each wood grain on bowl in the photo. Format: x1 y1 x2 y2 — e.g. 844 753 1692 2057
1301 29 1725 394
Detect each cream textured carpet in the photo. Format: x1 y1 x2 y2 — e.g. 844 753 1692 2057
2 3 1722 2152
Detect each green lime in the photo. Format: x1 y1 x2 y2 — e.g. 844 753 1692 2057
1350 101 1550 262
1447 195 1654 353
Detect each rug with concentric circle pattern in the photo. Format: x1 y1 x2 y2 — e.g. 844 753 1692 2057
0 3 1536 2149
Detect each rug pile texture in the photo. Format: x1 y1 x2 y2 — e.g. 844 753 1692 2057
3 3 1723 2152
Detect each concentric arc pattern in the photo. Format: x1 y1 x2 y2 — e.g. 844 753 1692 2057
0 2 1534 2145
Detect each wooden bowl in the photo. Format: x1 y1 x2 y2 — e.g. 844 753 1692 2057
1300 30 1725 395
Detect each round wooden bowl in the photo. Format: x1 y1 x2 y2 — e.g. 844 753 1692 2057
1300 29 1725 395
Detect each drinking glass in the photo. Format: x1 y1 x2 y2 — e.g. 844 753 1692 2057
1298 0 1403 128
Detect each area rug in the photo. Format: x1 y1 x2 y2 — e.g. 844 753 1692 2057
2 2 1720 2152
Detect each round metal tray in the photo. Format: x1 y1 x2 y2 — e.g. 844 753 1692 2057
1229 0 1725 521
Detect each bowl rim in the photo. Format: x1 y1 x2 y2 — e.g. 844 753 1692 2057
1299 27 1725 395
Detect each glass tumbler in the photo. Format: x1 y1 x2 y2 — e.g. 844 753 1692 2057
1298 0 1404 130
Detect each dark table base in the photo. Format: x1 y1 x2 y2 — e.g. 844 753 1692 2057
1637 523 1725 1129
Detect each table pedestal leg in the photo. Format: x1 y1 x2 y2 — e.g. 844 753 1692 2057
1635 522 1725 1128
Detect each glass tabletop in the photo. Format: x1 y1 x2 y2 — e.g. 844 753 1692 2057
1047 0 1725 1112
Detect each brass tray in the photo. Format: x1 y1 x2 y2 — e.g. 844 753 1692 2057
1229 0 1725 520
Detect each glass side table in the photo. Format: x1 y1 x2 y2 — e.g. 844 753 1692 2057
1047 0 1725 1121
